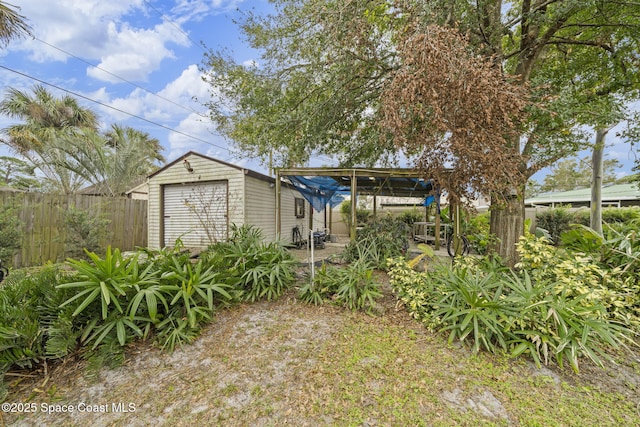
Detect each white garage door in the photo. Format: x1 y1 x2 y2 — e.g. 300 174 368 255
163 181 228 247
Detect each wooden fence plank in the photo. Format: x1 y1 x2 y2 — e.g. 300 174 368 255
0 192 148 268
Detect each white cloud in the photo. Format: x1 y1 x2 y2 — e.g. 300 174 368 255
86 64 211 124
87 21 189 83
157 64 211 108
171 0 245 24
10 0 189 83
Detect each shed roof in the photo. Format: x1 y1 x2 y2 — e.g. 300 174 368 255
148 151 275 184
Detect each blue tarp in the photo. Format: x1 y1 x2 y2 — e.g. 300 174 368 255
287 175 348 212
286 174 435 213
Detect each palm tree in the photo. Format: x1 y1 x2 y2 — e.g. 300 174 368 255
1 85 165 196
0 85 100 193
56 124 165 197
0 1 32 48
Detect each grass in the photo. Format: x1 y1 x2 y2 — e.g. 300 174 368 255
2 287 639 426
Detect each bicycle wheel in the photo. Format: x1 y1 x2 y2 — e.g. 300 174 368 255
447 234 470 257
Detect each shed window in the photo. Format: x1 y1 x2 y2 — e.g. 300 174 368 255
294 198 305 218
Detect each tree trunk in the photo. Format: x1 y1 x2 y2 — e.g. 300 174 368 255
489 186 525 267
590 128 607 236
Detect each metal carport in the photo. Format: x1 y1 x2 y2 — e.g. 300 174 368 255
274 167 449 248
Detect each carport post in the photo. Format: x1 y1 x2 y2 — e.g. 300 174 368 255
275 169 281 239
435 206 441 250
350 170 357 240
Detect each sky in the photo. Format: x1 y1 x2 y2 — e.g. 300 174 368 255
0 0 277 174
0 0 638 182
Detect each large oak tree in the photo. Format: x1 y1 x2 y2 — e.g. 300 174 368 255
202 0 640 263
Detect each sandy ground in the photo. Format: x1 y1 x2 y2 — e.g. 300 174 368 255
2 238 639 426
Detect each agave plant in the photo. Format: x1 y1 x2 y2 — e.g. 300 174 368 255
58 247 160 348
58 247 150 319
161 257 232 328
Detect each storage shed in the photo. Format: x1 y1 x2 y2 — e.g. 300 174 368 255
147 151 322 249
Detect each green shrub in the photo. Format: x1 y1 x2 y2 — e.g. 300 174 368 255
389 245 636 373
465 212 495 255
573 206 640 226
0 266 79 400
205 225 296 303
299 260 381 312
397 208 423 226
63 206 111 259
342 217 410 269
559 224 604 254
58 247 158 349
59 243 234 352
503 270 627 372
515 233 639 328
340 200 371 229
535 205 574 245
0 205 23 263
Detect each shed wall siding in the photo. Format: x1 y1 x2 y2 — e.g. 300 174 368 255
280 187 308 243
244 177 277 240
148 154 245 249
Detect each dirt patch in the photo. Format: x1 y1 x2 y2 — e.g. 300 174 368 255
2 277 639 426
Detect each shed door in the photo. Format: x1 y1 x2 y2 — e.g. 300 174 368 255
163 181 228 247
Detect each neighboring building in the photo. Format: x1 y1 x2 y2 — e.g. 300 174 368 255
147 151 323 249
125 179 150 200
79 177 149 198
525 184 640 208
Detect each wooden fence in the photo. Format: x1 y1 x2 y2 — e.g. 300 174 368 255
1 192 147 268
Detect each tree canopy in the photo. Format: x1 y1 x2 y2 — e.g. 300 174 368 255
538 156 622 193
0 85 164 195
201 0 640 262
0 1 31 48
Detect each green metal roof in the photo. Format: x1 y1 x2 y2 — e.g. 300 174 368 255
526 183 640 206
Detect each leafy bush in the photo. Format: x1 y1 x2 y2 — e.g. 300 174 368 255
516 233 639 328
63 206 111 259
600 220 639 289
342 217 410 269
58 247 160 349
0 205 23 263
397 208 423 226
558 224 604 254
204 225 296 303
389 243 636 373
573 206 640 226
535 205 574 245
299 260 382 312
503 271 627 372
537 206 640 248
59 244 234 352
0 266 79 400
465 212 495 255
340 200 371 229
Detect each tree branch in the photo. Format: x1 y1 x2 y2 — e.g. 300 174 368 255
546 37 614 52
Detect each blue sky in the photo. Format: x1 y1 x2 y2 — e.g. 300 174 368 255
0 0 637 181
1 0 277 174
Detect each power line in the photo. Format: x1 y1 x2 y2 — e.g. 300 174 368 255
2 64 336 166
0 65 237 155
34 37 206 118
1 64 336 169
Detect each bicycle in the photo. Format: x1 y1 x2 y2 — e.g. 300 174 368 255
446 202 471 257
0 259 8 283
446 233 471 257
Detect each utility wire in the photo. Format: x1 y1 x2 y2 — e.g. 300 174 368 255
34 37 206 118
1 64 335 170
0 65 238 155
